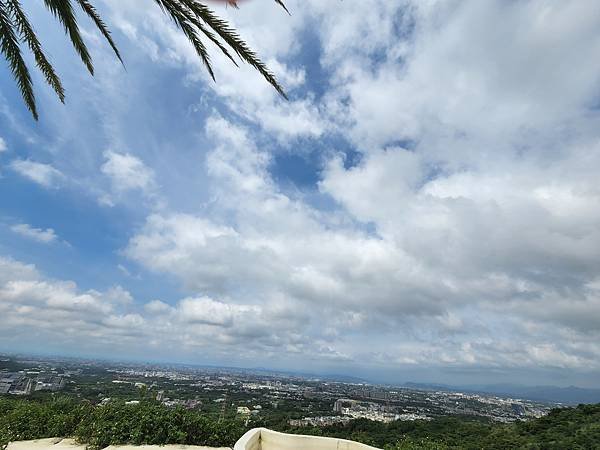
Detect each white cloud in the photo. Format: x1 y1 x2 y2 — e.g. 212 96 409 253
98 150 160 207
0 137 7 152
101 150 156 193
178 296 249 327
0 258 114 328
10 223 58 244
144 299 171 314
123 111 600 372
105 285 134 304
0 257 37 284
319 1 600 152
0 256 335 365
9 159 64 187
0 257 147 350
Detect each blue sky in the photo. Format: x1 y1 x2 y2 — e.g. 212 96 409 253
2 0 600 388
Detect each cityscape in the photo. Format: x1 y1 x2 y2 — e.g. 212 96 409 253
0 353 554 428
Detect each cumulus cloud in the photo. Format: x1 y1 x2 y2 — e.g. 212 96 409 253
104 285 134 304
101 150 156 193
144 299 171 314
10 224 58 244
0 257 120 346
0 256 333 364
123 111 600 372
98 150 160 207
320 1 600 152
114 0 600 372
9 159 64 187
0 137 7 152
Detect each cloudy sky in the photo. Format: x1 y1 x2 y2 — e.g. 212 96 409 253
1 0 600 387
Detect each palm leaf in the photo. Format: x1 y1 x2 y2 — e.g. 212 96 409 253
75 0 122 64
43 0 94 74
0 0 37 119
155 0 215 80
195 19 238 68
181 0 288 99
274 0 291 16
6 0 65 103
1 0 289 120
167 0 239 68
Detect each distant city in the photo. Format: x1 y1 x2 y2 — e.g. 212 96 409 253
0 353 557 426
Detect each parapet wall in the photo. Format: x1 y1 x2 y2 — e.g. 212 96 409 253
7 428 382 450
234 428 381 450
6 437 228 450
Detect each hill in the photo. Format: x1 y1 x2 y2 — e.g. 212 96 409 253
285 404 600 449
404 382 600 405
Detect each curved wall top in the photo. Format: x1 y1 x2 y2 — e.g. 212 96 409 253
234 428 381 450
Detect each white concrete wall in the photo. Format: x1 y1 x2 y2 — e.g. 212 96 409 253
7 428 382 450
234 428 381 450
6 437 229 450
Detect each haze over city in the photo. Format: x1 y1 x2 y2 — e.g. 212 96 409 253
1 0 600 389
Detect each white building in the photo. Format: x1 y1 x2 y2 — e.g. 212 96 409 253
237 406 251 416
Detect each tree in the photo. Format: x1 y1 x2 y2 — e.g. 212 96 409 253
0 0 288 120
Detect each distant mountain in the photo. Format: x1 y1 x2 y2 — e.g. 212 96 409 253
404 382 455 391
480 384 600 405
403 382 600 405
317 373 367 383
244 366 367 383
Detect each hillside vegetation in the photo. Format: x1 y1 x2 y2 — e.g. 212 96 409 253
0 397 244 449
283 404 600 449
0 398 599 449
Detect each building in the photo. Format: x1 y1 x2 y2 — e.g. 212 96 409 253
288 416 350 427
34 376 64 392
0 373 22 394
237 406 251 416
333 398 357 413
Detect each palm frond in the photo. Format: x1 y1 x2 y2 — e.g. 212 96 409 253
182 0 288 99
75 0 122 64
273 0 290 16
155 0 215 80
6 0 65 103
0 0 37 119
0 0 289 120
43 0 93 74
169 0 239 68
195 19 238 68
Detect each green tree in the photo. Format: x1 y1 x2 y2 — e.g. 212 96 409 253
0 0 288 120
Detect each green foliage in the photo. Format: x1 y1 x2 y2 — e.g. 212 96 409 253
384 438 449 450
74 401 245 449
0 397 246 450
1 398 599 450
282 406 600 450
0 397 88 448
